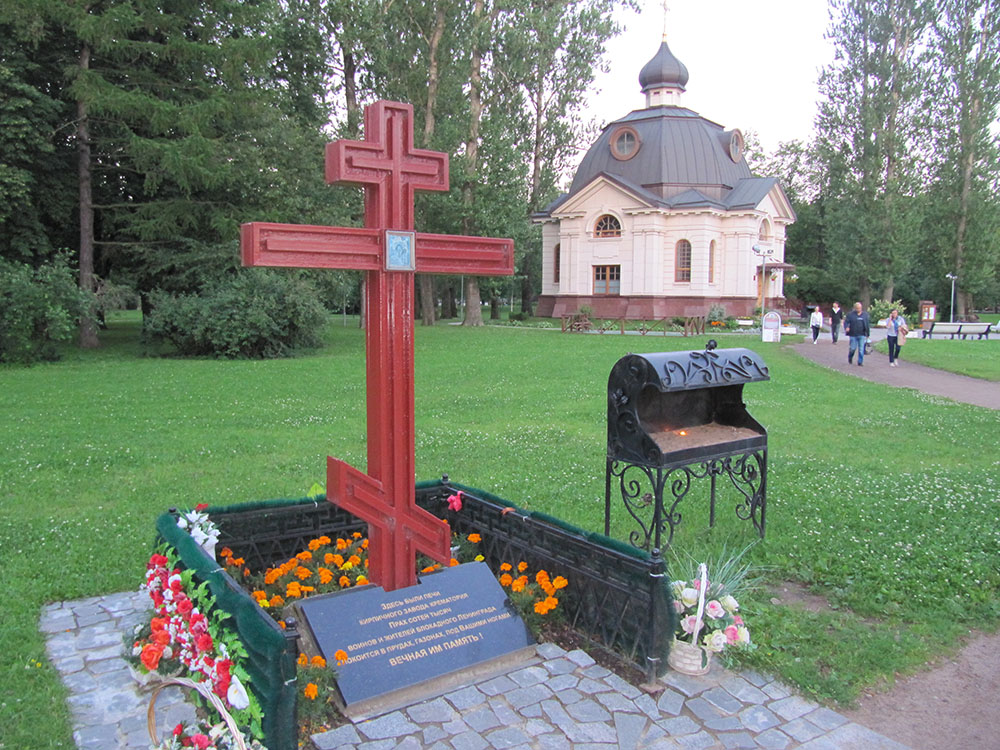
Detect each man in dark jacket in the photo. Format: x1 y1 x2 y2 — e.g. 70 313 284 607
844 302 870 366
830 302 843 344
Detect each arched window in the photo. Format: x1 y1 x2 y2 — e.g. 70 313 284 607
675 240 692 282
553 243 561 283
594 214 622 238
708 240 716 284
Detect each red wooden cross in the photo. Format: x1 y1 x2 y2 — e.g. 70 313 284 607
241 100 513 592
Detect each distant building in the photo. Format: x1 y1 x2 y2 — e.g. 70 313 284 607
533 36 795 319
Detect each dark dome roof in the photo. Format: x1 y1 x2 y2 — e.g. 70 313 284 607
567 108 752 198
638 40 689 92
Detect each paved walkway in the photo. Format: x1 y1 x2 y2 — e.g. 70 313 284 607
793 332 1000 410
44 592 909 750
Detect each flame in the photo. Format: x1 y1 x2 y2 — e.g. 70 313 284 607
678 430 687 436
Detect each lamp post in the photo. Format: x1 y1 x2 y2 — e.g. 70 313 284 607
752 244 773 319
946 273 957 322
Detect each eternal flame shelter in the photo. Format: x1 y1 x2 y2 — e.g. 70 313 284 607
533 36 796 320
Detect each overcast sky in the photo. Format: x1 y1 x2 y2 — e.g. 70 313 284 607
584 0 835 153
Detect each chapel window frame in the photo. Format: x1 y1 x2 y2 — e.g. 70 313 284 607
594 214 622 238
553 243 561 283
610 126 641 161
675 239 692 283
593 264 621 296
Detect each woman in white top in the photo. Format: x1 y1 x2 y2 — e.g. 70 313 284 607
809 306 824 344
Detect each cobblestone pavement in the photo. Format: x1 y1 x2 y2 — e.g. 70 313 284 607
45 592 909 750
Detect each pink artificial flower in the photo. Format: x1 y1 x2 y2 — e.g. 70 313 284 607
680 615 700 634
446 492 463 512
705 600 725 619
734 615 744 625
672 600 685 613
191 733 211 750
725 625 740 644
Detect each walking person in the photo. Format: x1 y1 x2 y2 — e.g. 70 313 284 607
844 302 870 366
809 305 824 344
885 308 908 367
830 302 843 344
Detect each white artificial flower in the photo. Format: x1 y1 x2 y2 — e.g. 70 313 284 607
227 675 250 710
703 630 728 653
720 594 739 612
680 588 699 608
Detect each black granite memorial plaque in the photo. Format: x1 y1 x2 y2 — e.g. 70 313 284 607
296 562 535 710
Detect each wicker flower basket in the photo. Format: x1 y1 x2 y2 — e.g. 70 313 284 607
147 676 247 750
668 637 712 675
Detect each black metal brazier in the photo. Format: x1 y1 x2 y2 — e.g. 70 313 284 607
605 343 770 551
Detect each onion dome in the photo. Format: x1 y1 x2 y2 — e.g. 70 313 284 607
638 39 689 92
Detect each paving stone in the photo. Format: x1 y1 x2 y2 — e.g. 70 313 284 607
60 669 98 694
446 684 486 710
803 706 849 731
521 702 543 718
701 686 744 715
312 724 361 749
604 672 642 699
451 731 489 750
356 711 419 740
754 728 792 749
738 704 780 733
124 728 152 748
507 683 553 709
52 655 86 674
798 723 911 750
596 690 636 712
565 648 596 667
77 612 114 628
580 664 612 679
718 675 769 705
564 697 612 723
739 670 770 688
76 628 126 651
488 696 522 726
633 693 660 720
39 612 77 634
656 715 700 736
73 724 121 748
423 726 448 744
536 642 568 659
780 717 824 743
718 730 757 748
546 673 579 691
614 710 648 750
554 687 584 705
406 696 459 724
524 718 557 736
83 644 124 662
674 730 717 749
705 715 742 731
425 742 453 750
479 674 517 696
578 721 618 743
761 681 791 700
358 740 398 750
576 677 613 695
769 695 818 721
394 737 423 750
486 726 532 749
684 696 725 722
510 665 549 687
536 733 572 750
660 671 712 698
656 688 685 716
88 658 130 675
541 698 572 726
443 717 471 736
463 705 502 733
543 658 579 676
645 736 684 749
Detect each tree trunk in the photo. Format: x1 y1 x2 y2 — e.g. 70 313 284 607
344 49 360 136
490 294 500 319
77 43 99 349
520 274 533 317
461 0 485 327
463 276 483 325
441 284 456 318
419 275 436 325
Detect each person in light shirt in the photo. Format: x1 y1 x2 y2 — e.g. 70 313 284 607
809 305 824 344
885 308 908 367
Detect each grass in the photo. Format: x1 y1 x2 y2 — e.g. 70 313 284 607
873 335 1000 381
2 313 999 747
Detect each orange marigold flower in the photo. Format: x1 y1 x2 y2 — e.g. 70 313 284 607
352 531 362 539
421 564 440 574
347 555 361 567
231 557 245 567
336 538 349 550
544 595 558 609
331 554 344 568
278 620 286 629
269 595 285 607
300 585 315 593
311 655 327 668
541 581 555 597
318 567 334 584
535 569 550 584
295 566 312 580
243 567 250 577
334 649 349 665
511 576 528 593
317 535 331 546
517 561 528 573
252 590 268 602
361 539 369 549
323 553 335 565
449 558 460 567
286 582 302 598
534 600 550 615
355 575 368 586
303 683 318 700
297 653 308 666
499 573 513 587
338 575 350 587
467 533 482 544
219 547 233 559
552 575 568 590
499 562 512 572
297 550 313 561
308 539 323 551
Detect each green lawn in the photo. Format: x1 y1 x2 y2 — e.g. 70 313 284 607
874 335 1000 381
2 315 999 747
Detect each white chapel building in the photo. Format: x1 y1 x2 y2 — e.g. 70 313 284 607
533 37 796 319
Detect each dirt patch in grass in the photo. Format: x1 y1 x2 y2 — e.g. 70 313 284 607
765 580 836 613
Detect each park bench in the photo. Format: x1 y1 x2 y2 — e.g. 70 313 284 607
922 321 993 339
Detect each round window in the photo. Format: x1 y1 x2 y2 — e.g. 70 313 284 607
610 126 640 161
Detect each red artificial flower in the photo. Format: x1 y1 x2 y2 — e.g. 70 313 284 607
140 643 164 671
151 630 171 646
446 492 463 512
195 503 209 512
195 633 213 652
150 554 169 567
150 617 168 632
176 597 194 616
173 723 184 737
191 733 211 750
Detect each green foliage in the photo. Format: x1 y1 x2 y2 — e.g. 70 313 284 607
143 270 329 358
873 337 1000 381
867 298 907 322
0 256 91 363
706 304 727 324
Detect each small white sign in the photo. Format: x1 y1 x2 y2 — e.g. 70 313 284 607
762 311 781 342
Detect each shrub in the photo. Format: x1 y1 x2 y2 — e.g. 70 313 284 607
707 304 727 324
868 299 907 324
0 256 91 364
144 270 330 358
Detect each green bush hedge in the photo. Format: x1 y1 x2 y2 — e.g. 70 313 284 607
143 270 330 358
0 256 90 364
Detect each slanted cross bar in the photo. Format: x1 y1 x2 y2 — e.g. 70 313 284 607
241 100 513 591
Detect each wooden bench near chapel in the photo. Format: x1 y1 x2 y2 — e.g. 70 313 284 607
922 321 993 339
